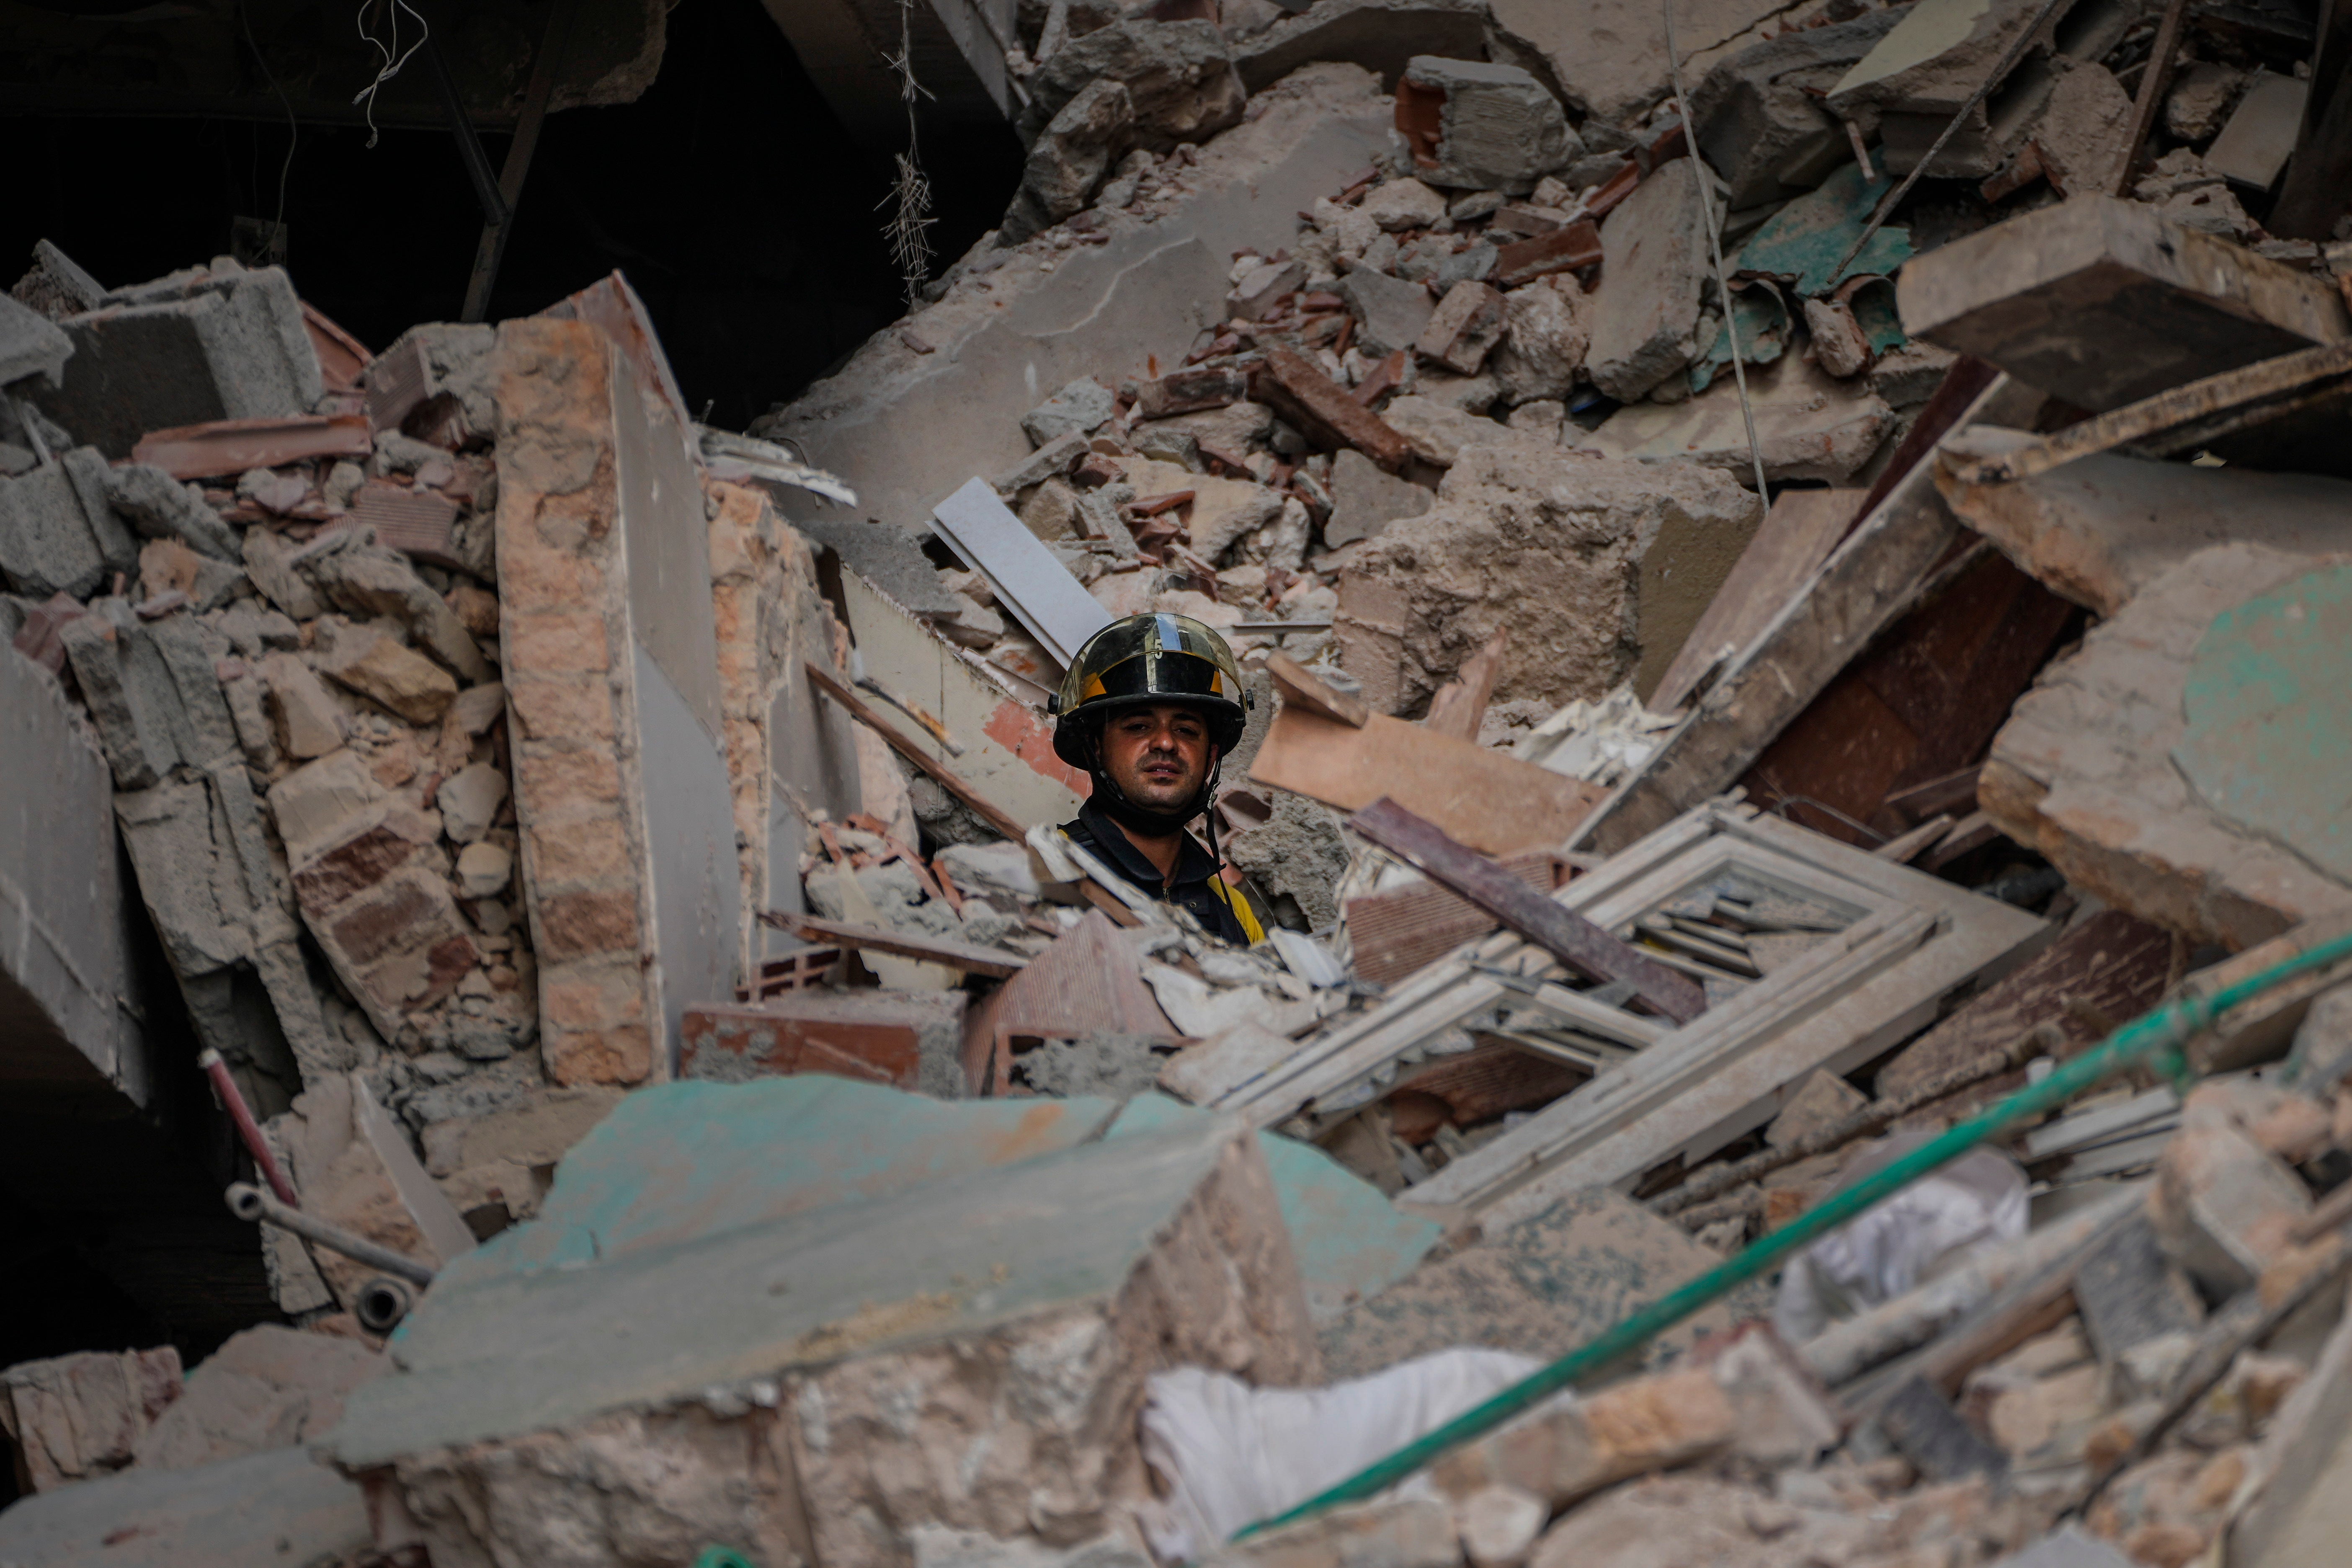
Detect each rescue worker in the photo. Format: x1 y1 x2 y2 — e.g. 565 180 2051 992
1048 613 1266 945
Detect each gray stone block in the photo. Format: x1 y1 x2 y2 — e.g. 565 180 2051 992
1689 8 1912 209
1584 157 1710 402
0 462 108 599
26 266 324 458
59 446 139 576
2074 1212 2205 1364
0 289 72 388
0 1444 369 1568
1339 265 1436 356
1398 55 1578 194
58 609 179 789
1021 377 1118 447
144 612 242 770
101 464 240 562
1019 19 1246 153
1323 446 1432 547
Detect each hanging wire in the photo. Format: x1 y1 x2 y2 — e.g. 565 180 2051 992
352 0 432 150
237 0 299 239
877 0 939 303
1662 0 1772 500
1827 0 2076 280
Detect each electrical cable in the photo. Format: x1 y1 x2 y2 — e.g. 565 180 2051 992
353 0 431 150
1662 0 1770 500
237 0 298 242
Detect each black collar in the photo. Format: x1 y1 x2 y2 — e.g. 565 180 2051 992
1076 798 1220 893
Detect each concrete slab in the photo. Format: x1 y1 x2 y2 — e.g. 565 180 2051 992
324 1085 1317 1568
758 64 1390 538
0 646 151 1107
0 1445 370 1568
1935 433 2352 616
1982 542 2352 949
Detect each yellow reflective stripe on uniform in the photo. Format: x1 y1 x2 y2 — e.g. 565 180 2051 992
1215 879 1266 945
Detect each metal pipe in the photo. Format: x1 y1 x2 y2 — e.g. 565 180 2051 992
1235 926 2352 1539
226 1182 437 1286
199 1049 299 1208
355 1276 418 1334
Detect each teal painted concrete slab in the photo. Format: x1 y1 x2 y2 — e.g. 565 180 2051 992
1111 1094 1441 1324
471 1077 1122 1274
2176 562 2352 884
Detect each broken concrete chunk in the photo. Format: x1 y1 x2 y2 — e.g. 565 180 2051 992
1016 78 1137 234
100 462 241 562
0 1345 182 1491
1417 281 1505 375
455 840 513 899
2203 68 2307 193
130 1324 384 1472
1584 158 1709 403
1135 364 1251 419
1489 0 1792 126
1429 1367 1735 1508
0 288 74 389
1323 447 1434 547
1396 56 1578 194
1377 393 1489 467
1363 175 1448 232
1204 1494 1459 1568
1340 266 1437 358
1691 7 1914 209
326 1088 1317 1568
298 539 490 683
1767 1070 1867 1148
1020 19 1247 152
241 525 325 619
1572 352 1894 483
1453 1484 1547 1568
58 611 179 789
2151 1118 2313 1295
26 264 325 458
0 462 110 600
312 616 458 724
1231 255 1307 320
266 749 388 863
1022 377 1119 447
2165 62 2246 144
258 651 346 759
2028 61 2134 198
437 761 509 844
1488 277 1590 406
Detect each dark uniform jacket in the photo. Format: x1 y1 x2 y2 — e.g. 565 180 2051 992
1061 799 1254 945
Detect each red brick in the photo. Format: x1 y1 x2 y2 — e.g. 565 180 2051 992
538 887 640 959
329 875 443 964
292 822 427 913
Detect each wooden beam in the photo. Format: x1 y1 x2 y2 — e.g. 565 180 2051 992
1264 652 1367 727
2110 0 2192 197
1348 797 1707 1024
805 660 1027 840
757 911 1028 978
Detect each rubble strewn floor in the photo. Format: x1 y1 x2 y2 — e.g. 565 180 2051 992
10 0 2352 1565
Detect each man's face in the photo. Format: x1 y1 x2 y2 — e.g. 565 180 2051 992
1100 703 1212 813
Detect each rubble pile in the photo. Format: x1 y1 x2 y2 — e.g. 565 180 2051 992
12 0 2352 1565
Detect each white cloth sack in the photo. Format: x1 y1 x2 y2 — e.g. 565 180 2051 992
1137 1348 1544 1560
1774 1143 2031 1344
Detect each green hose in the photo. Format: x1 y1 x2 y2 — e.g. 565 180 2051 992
1236 927 2352 1540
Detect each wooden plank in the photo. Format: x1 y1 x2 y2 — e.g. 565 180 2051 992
2110 0 2192 196
2270 0 2352 236
805 660 1027 841
1896 197 2351 414
1739 549 2078 849
1573 377 2018 857
1886 764 1981 824
1345 851 1558 988
1350 797 1705 1024
1939 338 2352 487
1420 629 1506 742
1872 815 1953 863
1264 652 1367 727
928 477 1114 667
1873 908 2177 1104
757 910 1028 978
1649 489 1865 713
1250 706 1604 859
